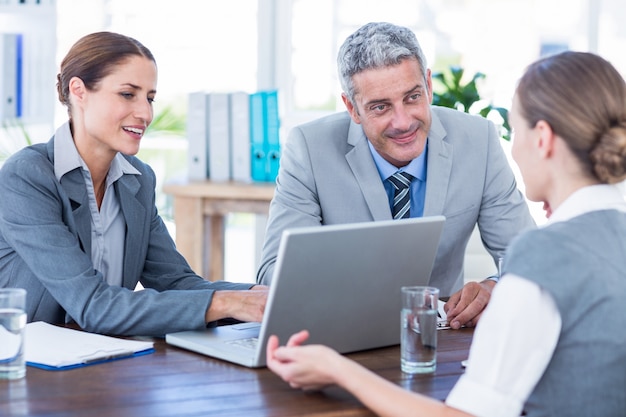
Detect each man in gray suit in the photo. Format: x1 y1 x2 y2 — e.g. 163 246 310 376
256 22 535 329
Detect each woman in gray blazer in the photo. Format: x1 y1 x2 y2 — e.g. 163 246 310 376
0 32 267 337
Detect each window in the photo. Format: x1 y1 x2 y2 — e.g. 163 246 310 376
51 0 626 142
56 0 259 120
10 0 626 281
276 0 623 133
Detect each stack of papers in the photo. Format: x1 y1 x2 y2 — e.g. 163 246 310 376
24 321 154 370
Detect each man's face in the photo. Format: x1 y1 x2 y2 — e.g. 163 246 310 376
342 58 432 168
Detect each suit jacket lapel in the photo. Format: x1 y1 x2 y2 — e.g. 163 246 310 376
44 137 93 256
115 174 146 290
423 111 453 216
59 168 92 256
345 119 393 220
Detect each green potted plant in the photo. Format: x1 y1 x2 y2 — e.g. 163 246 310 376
432 66 511 140
0 119 32 166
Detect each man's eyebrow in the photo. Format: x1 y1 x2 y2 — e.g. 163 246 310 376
363 97 389 108
404 83 424 96
362 83 423 108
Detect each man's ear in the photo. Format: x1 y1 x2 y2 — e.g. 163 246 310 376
341 93 361 125
68 77 86 102
425 68 433 103
535 120 555 159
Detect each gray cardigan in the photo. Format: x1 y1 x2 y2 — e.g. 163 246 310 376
506 209 626 416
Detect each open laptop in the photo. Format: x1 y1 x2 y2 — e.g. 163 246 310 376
166 216 445 368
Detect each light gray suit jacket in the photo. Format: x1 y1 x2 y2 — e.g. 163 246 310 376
257 107 535 296
0 136 250 336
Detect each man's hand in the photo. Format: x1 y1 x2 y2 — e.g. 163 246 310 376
443 280 496 329
205 287 269 323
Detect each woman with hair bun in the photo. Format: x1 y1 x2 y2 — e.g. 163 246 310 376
0 32 267 336
266 51 626 417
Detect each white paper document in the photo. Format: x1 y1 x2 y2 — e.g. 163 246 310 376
24 321 154 370
437 300 450 330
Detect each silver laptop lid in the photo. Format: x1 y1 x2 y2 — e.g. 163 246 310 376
255 215 445 364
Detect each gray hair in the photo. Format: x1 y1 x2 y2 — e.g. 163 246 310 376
337 22 428 103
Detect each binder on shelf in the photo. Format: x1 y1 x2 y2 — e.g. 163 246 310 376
0 33 19 122
249 91 267 182
187 89 281 183
265 91 280 181
186 91 209 181
249 90 281 182
264 90 281 182
229 91 251 183
15 33 22 118
206 92 230 182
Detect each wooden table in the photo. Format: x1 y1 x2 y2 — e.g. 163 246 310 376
162 180 275 281
1 328 473 417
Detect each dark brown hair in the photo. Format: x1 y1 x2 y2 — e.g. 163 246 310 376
56 31 156 113
516 51 626 184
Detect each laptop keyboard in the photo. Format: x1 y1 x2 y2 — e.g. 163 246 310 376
225 337 259 350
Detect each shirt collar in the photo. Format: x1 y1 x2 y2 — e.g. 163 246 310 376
546 184 626 226
53 121 141 182
367 139 428 181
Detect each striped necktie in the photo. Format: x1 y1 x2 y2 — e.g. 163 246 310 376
388 171 414 219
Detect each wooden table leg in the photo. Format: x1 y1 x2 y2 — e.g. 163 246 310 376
172 196 204 276
163 181 275 283
205 214 225 281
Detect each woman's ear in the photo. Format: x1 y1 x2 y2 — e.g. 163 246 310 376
68 77 86 102
535 120 555 159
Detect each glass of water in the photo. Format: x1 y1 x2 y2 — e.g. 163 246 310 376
0 288 27 380
401 286 439 374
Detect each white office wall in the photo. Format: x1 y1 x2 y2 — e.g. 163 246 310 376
7 0 626 281
1 0 624 143
54 0 259 127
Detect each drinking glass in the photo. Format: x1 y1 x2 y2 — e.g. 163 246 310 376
401 286 438 374
0 288 27 380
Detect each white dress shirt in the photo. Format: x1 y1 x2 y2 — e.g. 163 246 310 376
445 184 626 417
53 122 141 287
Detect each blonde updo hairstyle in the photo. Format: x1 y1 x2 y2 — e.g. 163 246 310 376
515 51 626 184
56 31 155 117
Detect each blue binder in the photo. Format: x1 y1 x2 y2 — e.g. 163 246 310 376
248 90 281 182
249 92 267 182
15 34 23 118
264 91 281 182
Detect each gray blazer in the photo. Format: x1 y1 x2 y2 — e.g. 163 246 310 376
257 107 535 296
0 136 250 336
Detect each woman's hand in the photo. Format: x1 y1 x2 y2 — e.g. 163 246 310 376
266 330 343 391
